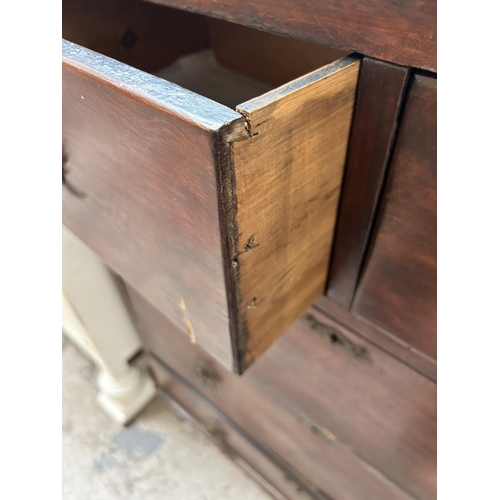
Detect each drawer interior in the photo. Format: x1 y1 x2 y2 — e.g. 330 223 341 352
63 0 349 109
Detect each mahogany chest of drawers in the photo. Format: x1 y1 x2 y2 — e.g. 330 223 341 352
62 0 436 498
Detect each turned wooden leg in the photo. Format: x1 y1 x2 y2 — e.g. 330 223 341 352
62 225 156 424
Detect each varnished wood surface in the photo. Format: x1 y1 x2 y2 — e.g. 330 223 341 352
352 73 437 359
232 58 360 369
327 59 410 309
315 296 437 382
63 0 209 74
62 40 244 368
147 0 436 71
251 308 437 500
152 364 341 500
129 286 414 500
127 284 436 499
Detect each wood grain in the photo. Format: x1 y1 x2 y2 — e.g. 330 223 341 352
147 0 437 71
152 381 309 500
315 296 437 382
62 34 358 372
63 0 209 73
232 57 360 369
128 285 415 500
249 309 437 500
209 18 349 87
327 59 410 309
352 73 437 359
62 40 245 368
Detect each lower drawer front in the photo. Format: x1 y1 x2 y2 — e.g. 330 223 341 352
148 366 319 500
149 358 409 500
127 285 436 500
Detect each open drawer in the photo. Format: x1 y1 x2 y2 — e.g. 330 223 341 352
62 0 360 373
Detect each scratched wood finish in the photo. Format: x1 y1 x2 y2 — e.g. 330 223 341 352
209 19 349 87
151 380 314 500
62 7 358 372
62 40 244 368
327 58 410 309
352 73 437 360
249 309 436 500
63 0 209 73
315 296 437 382
128 286 414 500
232 58 360 369
147 0 436 71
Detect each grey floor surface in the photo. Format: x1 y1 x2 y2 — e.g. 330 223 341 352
62 336 273 500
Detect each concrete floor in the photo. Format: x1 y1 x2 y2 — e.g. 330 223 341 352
62 336 273 500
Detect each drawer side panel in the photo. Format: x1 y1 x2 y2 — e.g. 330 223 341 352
232 57 360 370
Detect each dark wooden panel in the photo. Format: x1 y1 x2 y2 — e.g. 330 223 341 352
62 40 244 369
128 286 413 500
327 58 409 308
127 284 436 499
251 309 437 500
147 0 436 71
352 73 437 359
315 296 437 382
153 363 360 500
151 375 306 500
63 0 209 73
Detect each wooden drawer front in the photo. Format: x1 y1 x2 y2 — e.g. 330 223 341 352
128 286 414 500
127 285 436 500
62 1 359 373
351 74 437 359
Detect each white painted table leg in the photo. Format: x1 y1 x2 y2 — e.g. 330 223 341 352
62 225 156 424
